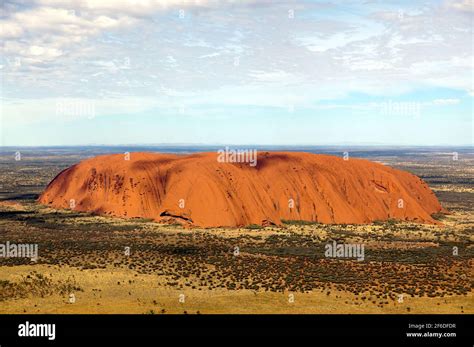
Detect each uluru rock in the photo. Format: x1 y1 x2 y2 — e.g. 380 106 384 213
38 152 445 227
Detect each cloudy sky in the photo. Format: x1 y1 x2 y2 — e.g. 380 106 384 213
1 0 472 146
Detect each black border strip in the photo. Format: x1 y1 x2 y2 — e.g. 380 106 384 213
0 314 472 345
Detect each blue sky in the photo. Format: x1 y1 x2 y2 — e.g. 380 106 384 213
1 0 472 146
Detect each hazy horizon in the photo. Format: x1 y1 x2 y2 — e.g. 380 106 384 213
1 143 472 150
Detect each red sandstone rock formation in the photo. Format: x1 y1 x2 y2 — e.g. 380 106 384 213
38 152 445 227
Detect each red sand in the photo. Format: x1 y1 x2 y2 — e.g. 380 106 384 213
38 152 445 227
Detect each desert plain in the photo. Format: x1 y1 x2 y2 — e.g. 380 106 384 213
0 146 472 314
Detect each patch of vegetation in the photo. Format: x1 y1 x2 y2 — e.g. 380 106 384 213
130 217 155 223
281 219 319 226
431 212 447 221
245 224 263 230
0 272 82 301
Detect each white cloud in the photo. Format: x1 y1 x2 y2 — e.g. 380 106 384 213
296 27 379 53
0 5 136 65
198 52 221 59
432 98 461 105
0 22 23 38
29 45 63 58
248 70 299 83
446 0 474 12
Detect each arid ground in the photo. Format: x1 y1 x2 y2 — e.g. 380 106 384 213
0 146 472 314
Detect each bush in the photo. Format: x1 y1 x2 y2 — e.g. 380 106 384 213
431 212 447 221
281 219 319 226
245 224 263 230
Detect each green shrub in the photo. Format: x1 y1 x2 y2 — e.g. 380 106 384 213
245 224 263 230
281 219 319 226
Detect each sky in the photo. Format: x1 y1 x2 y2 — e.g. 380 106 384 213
0 0 473 146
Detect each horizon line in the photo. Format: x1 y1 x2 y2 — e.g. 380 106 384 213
1 143 473 148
